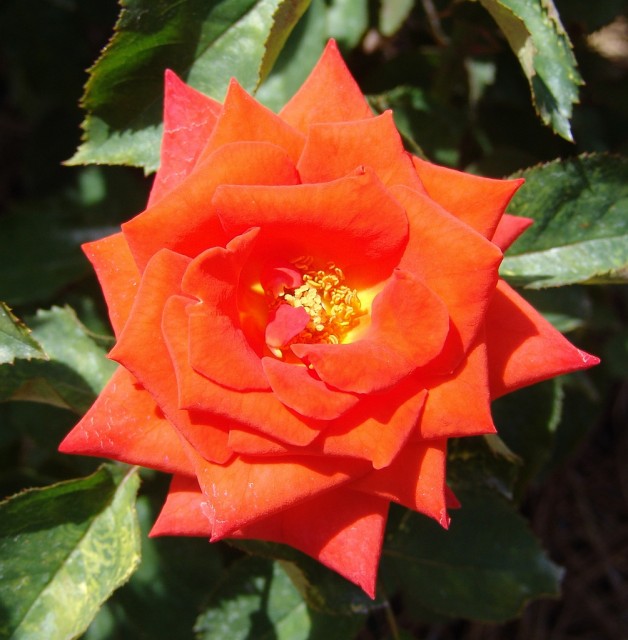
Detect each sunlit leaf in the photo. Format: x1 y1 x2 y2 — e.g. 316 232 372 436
195 556 364 640
68 0 310 172
0 306 116 413
476 0 582 140
0 304 45 365
500 153 628 288
0 465 141 640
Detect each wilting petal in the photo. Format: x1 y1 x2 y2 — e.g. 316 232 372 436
214 168 408 288
292 270 449 393
412 156 524 239
109 249 233 464
491 214 534 251
123 141 299 270
59 367 194 476
353 440 449 527
280 39 373 133
393 185 503 357
83 232 141 337
487 280 599 398
262 358 360 420
233 487 389 598
298 111 425 192
149 70 223 206
198 79 305 165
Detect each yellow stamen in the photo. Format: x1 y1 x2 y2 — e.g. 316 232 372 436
271 259 367 348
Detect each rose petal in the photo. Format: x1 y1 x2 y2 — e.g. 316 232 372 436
233 487 389 598
150 474 214 537
109 249 233 464
262 358 359 420
316 385 427 469
59 367 194 476
418 332 496 439
83 232 140 337
487 280 600 398
297 111 425 192
149 70 222 206
123 141 300 271
491 214 534 251
412 156 524 239
280 39 373 133
182 444 370 540
264 304 310 351
197 79 305 166
181 229 269 391
214 168 408 288
393 185 503 357
161 294 323 447
353 440 449 527
292 270 450 394
228 428 292 456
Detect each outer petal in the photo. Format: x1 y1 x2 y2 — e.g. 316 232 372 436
393 185 503 358
297 111 425 192
353 440 449 527
123 142 300 271
233 487 389 598
181 229 269 391
109 249 233 464
197 79 305 166
412 156 524 239
214 168 408 288
487 280 599 398
491 214 534 251
59 367 194 476
83 232 141 337
279 39 373 133
149 70 222 206
161 294 323 447
418 332 496 439
292 270 450 394
150 475 214 537
151 475 389 598
182 442 371 540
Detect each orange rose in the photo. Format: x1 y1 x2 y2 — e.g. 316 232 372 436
60 41 598 596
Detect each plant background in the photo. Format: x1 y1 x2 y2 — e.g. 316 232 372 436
0 1 627 638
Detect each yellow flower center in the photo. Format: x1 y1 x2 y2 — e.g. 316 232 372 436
273 257 367 347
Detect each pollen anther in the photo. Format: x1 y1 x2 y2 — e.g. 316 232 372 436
270 258 366 349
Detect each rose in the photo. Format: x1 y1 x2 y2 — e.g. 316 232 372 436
60 41 598 596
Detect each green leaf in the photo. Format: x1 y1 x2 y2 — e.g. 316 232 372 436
382 488 562 622
492 379 564 493
0 306 117 413
476 0 582 140
325 0 368 49
195 556 364 640
0 304 45 365
500 154 628 288
68 0 309 172
379 0 414 37
229 539 381 615
0 464 141 640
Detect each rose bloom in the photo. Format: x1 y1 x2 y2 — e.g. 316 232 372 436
60 41 598 596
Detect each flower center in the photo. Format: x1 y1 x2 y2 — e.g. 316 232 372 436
270 257 367 348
